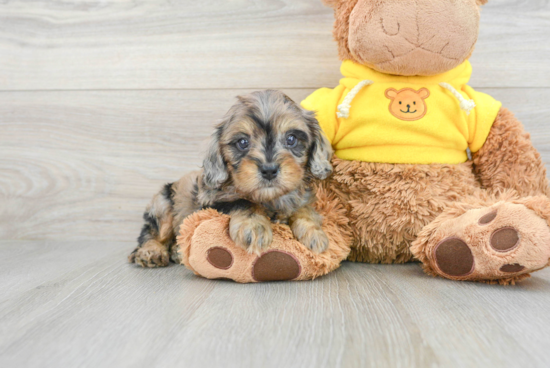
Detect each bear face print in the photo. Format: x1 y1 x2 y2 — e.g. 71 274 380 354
385 88 430 121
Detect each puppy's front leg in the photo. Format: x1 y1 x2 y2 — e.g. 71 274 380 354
289 205 329 253
229 207 273 255
129 184 175 268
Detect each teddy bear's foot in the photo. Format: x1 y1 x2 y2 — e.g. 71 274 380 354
412 197 550 284
179 217 308 283
175 204 352 283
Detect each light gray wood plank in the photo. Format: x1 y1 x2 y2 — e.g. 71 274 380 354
0 0 548 90
0 240 129 296
1 88 549 242
0 240 549 368
470 0 550 87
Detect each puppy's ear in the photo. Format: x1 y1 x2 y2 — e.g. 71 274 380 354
305 111 333 180
202 128 229 189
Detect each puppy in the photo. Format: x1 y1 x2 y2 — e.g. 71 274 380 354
129 90 334 268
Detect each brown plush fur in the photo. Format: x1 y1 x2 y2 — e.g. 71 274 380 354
473 108 550 198
326 158 483 263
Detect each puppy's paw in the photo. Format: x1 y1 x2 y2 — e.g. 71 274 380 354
129 241 170 268
293 225 330 253
230 214 273 255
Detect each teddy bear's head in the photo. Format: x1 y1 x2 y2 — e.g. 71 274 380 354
323 0 488 76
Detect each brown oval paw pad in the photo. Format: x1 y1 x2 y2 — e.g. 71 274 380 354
500 264 525 273
207 247 234 270
490 227 520 252
434 238 475 277
252 251 301 282
479 210 497 225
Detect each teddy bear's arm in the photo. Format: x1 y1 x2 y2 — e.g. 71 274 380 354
472 107 550 197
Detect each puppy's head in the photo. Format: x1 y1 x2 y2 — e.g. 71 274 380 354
203 90 333 202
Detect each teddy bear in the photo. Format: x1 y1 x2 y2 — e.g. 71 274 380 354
176 0 550 285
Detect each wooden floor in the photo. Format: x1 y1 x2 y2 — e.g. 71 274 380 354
1 1 550 367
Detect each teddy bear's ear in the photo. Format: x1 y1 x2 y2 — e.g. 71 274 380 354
385 88 398 100
418 88 430 99
477 0 489 5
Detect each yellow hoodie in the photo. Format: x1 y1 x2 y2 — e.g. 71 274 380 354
301 60 502 165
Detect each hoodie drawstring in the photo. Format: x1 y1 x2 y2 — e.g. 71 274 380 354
439 83 476 115
337 80 374 118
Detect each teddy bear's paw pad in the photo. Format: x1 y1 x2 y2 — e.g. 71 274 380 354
490 227 520 252
206 247 234 270
478 210 498 225
434 238 474 277
500 264 526 273
252 251 301 282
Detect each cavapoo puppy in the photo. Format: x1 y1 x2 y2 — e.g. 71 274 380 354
129 90 334 268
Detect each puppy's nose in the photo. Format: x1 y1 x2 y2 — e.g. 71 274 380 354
260 164 279 180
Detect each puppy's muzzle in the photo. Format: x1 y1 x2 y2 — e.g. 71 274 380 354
260 163 280 181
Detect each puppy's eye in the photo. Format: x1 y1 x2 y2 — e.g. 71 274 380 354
285 134 298 148
236 138 250 151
